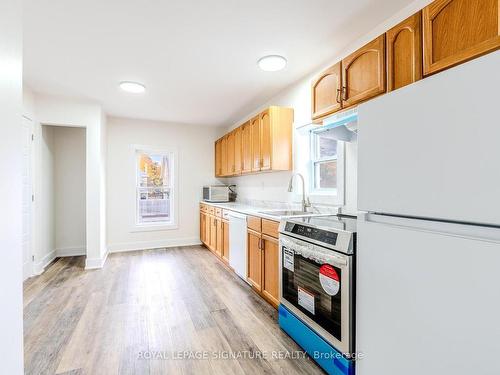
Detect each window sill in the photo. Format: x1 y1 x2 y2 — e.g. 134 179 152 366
130 223 178 233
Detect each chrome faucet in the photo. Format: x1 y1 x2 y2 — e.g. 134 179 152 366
287 173 311 212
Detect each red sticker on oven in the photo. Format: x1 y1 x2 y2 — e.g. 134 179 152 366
319 264 340 296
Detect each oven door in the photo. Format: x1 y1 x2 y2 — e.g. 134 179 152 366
279 234 353 354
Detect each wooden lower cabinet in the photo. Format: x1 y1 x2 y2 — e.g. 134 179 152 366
200 206 279 309
209 215 217 251
247 229 262 291
215 217 223 257
200 212 207 244
246 219 280 309
222 220 230 263
200 206 230 266
261 235 279 307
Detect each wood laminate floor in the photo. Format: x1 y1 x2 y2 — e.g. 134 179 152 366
23 246 325 375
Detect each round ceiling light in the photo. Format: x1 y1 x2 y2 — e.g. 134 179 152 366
119 81 146 93
257 55 287 72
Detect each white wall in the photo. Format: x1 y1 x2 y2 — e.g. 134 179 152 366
106 117 222 252
222 0 433 214
0 0 24 372
54 127 86 255
36 125 56 271
34 94 107 268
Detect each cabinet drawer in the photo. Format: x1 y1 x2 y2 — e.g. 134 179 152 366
200 203 207 212
207 205 215 215
215 208 223 218
262 219 279 238
222 209 230 220
247 216 262 232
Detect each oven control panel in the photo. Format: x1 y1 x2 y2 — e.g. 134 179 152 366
284 223 338 246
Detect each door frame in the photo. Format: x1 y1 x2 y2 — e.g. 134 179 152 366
22 115 35 280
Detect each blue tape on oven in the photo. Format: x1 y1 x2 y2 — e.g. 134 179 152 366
278 304 354 375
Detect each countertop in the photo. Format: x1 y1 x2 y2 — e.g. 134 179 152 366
200 201 336 221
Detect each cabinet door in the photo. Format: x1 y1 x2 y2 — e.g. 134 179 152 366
387 12 422 91
247 230 262 291
200 212 206 244
311 62 342 119
215 218 222 257
423 0 500 75
215 140 222 177
342 35 386 108
222 220 230 263
209 216 217 251
234 127 242 175
241 122 252 174
226 132 235 176
250 116 261 172
260 110 272 171
261 235 279 308
220 136 228 176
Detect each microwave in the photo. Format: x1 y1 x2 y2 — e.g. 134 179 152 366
203 185 230 202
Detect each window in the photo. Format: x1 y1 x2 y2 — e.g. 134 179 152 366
310 127 340 192
135 148 175 228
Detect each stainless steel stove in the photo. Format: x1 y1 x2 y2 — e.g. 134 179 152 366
280 214 357 254
278 214 357 359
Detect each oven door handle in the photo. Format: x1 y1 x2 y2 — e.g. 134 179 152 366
280 236 348 268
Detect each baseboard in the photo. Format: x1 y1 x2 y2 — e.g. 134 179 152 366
85 250 108 270
33 250 56 275
107 237 202 253
56 246 86 257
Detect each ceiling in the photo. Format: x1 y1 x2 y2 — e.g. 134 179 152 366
24 0 414 127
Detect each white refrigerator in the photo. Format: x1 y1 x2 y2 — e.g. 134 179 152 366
356 51 500 375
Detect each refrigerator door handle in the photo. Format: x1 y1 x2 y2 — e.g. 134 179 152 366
360 212 500 244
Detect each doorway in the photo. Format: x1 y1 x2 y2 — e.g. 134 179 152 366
34 125 87 275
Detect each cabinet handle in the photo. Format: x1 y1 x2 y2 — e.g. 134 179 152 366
342 86 347 101
336 88 342 104
261 239 265 251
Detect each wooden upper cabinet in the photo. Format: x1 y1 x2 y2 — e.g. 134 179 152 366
342 35 386 108
226 131 235 175
260 109 272 171
423 0 500 75
220 136 228 176
233 127 242 175
214 106 293 177
250 115 261 172
241 122 252 174
387 12 423 91
311 62 342 120
215 140 222 177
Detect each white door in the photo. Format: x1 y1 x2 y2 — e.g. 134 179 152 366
22 116 34 280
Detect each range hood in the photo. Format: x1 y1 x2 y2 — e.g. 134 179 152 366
322 108 358 142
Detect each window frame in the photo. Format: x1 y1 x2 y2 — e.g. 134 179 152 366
130 145 179 232
307 126 345 203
